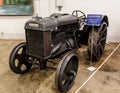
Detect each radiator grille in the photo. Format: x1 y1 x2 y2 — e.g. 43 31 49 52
26 30 44 57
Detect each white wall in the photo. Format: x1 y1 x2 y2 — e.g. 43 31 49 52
0 0 120 42
0 0 49 39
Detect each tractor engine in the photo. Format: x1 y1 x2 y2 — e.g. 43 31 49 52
24 14 79 59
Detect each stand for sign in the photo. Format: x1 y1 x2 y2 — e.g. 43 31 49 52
87 25 96 71
86 14 102 71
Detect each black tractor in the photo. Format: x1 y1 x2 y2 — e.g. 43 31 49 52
9 10 108 92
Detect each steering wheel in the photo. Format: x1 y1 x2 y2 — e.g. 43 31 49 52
72 10 86 21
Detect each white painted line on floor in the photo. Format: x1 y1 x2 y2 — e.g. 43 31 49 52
75 43 120 93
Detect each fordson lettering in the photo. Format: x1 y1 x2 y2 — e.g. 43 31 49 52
29 23 39 28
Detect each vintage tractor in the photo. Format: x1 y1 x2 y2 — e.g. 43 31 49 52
9 10 108 92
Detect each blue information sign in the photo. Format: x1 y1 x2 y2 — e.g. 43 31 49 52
86 14 102 26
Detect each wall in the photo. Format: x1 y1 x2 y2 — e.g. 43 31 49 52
0 0 120 42
0 0 50 39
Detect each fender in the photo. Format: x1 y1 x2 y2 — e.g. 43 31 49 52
102 15 109 26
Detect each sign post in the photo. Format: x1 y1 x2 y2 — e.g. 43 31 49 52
86 14 102 71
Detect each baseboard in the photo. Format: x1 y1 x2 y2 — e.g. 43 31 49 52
107 36 120 42
0 33 25 39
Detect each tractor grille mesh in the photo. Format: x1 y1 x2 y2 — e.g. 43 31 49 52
26 30 44 57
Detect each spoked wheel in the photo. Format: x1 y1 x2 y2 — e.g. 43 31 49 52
55 52 78 92
9 42 32 74
88 22 108 61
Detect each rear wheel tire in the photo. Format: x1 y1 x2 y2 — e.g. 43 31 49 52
88 22 107 61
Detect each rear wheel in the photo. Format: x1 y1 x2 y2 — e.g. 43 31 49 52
55 52 78 92
88 22 107 61
9 42 32 74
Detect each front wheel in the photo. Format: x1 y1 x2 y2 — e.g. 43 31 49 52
9 42 32 74
55 52 78 92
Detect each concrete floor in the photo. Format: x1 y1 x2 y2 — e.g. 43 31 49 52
0 40 120 93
